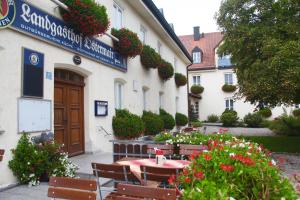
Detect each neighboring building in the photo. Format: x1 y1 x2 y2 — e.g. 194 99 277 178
179 26 294 121
0 0 191 187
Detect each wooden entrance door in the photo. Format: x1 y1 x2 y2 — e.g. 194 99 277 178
54 69 85 156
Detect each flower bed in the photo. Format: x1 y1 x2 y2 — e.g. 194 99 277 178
154 132 298 199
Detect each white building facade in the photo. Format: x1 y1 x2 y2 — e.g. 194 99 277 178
180 27 294 121
0 0 191 187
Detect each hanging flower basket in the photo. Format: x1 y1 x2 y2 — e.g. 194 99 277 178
222 84 237 92
191 85 204 94
111 28 143 58
140 45 161 69
175 73 187 87
158 59 174 80
60 0 110 36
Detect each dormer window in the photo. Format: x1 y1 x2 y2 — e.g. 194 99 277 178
192 47 202 64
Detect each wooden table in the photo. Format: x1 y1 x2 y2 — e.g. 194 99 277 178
116 157 190 187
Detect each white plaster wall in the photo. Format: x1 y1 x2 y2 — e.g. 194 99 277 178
0 0 189 187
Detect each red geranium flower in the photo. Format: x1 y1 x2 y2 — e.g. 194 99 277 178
184 177 191 183
203 154 212 161
194 171 204 179
168 174 176 185
220 163 234 172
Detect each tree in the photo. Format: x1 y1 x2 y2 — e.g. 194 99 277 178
216 0 300 107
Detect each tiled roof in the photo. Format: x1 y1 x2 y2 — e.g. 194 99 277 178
179 32 223 70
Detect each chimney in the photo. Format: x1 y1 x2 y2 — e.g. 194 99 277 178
159 8 164 16
193 26 200 41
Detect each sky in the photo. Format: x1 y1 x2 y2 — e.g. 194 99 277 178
152 0 222 36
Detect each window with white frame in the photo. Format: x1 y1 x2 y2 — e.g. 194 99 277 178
114 82 124 109
157 41 162 55
139 25 147 44
193 76 201 85
225 99 234 110
224 73 233 85
142 87 148 111
159 92 164 109
113 3 123 29
193 52 201 64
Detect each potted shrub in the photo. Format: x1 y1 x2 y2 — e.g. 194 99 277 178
112 109 144 139
258 107 272 118
174 73 187 87
158 59 174 80
292 109 300 117
222 84 237 92
111 28 143 58
60 0 110 36
159 109 175 130
142 111 164 135
140 45 161 69
175 112 188 126
191 85 204 94
243 112 263 127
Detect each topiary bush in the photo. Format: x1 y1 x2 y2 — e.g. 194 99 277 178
207 114 219 123
293 109 300 117
112 109 144 139
258 108 272 118
269 114 300 136
243 112 263 128
159 109 175 130
222 109 238 116
174 73 187 87
111 28 143 58
142 111 164 135
175 112 188 126
220 111 238 127
191 85 204 94
222 84 237 92
60 0 110 36
140 44 161 69
158 59 174 80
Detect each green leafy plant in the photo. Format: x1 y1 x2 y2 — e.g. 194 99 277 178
9 134 77 186
207 114 219 123
174 73 187 87
159 109 175 130
140 45 161 69
154 132 174 142
191 121 202 128
269 114 300 136
222 84 237 92
112 109 144 139
220 110 238 127
243 113 263 128
175 112 188 126
60 0 110 36
111 28 143 58
293 109 300 117
258 108 272 118
191 85 204 94
158 59 174 80
142 111 164 135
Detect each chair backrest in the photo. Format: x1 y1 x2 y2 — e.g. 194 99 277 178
48 177 97 200
182 127 195 133
91 163 139 183
146 144 173 155
116 183 177 200
0 149 4 161
140 165 180 183
179 144 208 156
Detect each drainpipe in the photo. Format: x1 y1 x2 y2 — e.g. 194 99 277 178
186 63 193 126
49 0 119 42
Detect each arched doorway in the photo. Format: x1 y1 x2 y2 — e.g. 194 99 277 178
54 69 85 156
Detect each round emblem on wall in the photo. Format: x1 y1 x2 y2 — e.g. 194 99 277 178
29 53 39 66
0 0 16 29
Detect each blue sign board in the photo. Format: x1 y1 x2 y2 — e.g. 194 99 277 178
10 0 127 71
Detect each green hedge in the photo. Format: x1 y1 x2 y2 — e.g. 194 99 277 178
142 111 164 135
159 109 175 130
220 110 238 127
269 114 300 136
243 113 263 127
175 112 188 126
207 114 219 123
259 108 272 118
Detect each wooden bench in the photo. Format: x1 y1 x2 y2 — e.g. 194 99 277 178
0 149 4 161
179 144 208 159
146 144 174 159
48 176 97 200
113 183 177 200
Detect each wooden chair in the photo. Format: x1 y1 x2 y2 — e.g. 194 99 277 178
140 165 180 187
92 163 140 200
114 183 177 200
0 149 4 161
47 176 97 200
179 144 208 160
146 144 174 159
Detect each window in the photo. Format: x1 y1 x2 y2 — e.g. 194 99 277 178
159 92 164 109
225 99 234 110
296 104 300 109
193 76 201 85
176 97 179 112
193 52 201 64
157 41 162 55
114 82 124 109
218 55 232 67
224 73 233 85
139 25 146 44
194 101 199 117
142 87 148 111
113 3 123 29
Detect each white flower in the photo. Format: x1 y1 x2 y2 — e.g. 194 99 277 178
196 187 202 192
27 162 30 165
229 153 235 157
202 150 209 153
247 152 251 156
271 159 276 166
230 197 236 200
